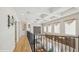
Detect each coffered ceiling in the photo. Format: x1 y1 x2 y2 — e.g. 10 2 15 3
13 7 79 24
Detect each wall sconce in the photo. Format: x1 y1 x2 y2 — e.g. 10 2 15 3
8 15 10 28
8 15 15 28
11 16 15 25
8 15 17 45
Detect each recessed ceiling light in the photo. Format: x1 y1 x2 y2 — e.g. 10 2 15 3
21 13 25 16
50 16 56 19
34 20 37 23
40 14 48 18
36 19 40 21
26 11 30 14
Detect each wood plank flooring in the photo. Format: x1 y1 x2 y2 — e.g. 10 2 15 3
13 35 32 52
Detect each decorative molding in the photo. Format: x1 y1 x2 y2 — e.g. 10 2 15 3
42 11 79 25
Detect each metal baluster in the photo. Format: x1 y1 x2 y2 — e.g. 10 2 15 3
54 36 56 52
34 34 35 52
34 34 36 51
60 37 62 52
65 37 67 52
61 38 63 52
73 38 75 52
69 37 71 52
48 36 50 50
57 37 59 52
62 37 64 52
41 35 42 49
49 37 51 52
50 37 51 52
35 35 36 52
52 37 53 52
58 37 61 52
46 36 48 52
53 36 55 52
36 35 37 51
48 36 50 52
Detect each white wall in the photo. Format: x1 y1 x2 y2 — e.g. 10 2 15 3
18 20 27 38
0 8 18 52
26 21 41 33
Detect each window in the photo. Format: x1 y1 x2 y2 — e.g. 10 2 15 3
54 23 60 33
65 20 76 35
48 25 52 33
44 26 47 32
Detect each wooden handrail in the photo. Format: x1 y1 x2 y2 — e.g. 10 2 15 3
40 33 79 38
13 35 32 52
35 33 79 52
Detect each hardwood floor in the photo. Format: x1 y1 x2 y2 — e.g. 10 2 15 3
36 48 46 52
13 35 32 52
